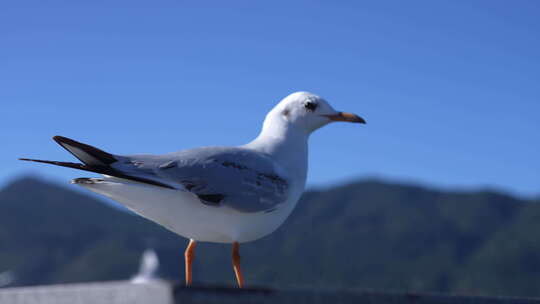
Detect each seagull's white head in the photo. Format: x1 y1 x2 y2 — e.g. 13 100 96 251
264 91 365 135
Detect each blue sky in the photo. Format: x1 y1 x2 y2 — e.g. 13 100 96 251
1 1 539 197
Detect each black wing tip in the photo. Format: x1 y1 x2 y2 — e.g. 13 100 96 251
52 135 117 165
19 158 46 162
53 135 78 146
19 157 174 189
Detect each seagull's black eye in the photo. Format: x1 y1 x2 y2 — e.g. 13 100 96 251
304 101 318 112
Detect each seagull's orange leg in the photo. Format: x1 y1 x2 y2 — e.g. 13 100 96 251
232 242 244 288
184 239 196 286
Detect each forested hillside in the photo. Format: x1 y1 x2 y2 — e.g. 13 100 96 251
0 177 538 297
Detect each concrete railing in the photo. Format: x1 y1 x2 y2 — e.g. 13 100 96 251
1 281 539 304
0 281 172 304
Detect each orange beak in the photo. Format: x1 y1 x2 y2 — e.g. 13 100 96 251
323 112 366 124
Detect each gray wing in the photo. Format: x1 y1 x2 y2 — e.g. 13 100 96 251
113 147 290 213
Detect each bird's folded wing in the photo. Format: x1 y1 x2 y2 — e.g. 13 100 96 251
112 147 290 213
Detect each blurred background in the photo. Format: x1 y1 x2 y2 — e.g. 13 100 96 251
1 0 539 298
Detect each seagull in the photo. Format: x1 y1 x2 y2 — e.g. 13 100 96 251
20 91 365 287
0 270 16 288
131 248 160 284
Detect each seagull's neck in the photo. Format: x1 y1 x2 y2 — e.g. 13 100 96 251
245 117 309 184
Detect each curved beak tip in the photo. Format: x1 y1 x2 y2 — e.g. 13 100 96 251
355 116 367 124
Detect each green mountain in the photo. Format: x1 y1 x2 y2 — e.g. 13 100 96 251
0 176 538 297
